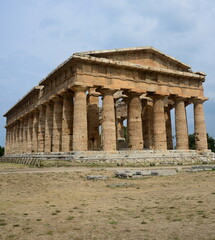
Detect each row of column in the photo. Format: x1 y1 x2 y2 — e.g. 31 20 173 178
5 88 208 154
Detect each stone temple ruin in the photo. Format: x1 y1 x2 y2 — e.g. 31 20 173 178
2 47 214 165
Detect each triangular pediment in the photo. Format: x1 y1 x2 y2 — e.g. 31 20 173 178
76 47 190 72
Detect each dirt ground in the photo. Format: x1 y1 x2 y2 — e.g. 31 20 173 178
0 163 215 240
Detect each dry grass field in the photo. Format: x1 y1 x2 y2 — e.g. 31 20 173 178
0 163 215 240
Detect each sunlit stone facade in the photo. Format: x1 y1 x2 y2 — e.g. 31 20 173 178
4 47 208 155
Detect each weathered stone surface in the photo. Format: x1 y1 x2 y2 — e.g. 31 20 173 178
153 96 167 150
151 170 177 176
101 89 117 151
72 86 88 151
37 105 46 153
87 92 100 150
127 93 143 150
194 100 208 151
61 92 74 152
44 102 54 153
52 96 63 152
86 175 108 180
165 107 173 150
115 169 177 178
3 47 209 156
175 98 189 150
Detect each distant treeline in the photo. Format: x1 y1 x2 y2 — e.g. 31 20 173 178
189 133 215 152
0 146 4 156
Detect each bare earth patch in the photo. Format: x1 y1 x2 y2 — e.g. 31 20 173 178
0 163 215 240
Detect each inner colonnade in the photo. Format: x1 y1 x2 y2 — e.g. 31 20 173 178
4 47 208 155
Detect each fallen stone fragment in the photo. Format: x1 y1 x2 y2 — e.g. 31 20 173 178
86 175 108 180
115 169 177 178
152 170 177 176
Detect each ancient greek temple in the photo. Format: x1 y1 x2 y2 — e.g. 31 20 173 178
3 47 210 161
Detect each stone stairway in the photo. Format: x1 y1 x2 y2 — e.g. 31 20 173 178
1 150 214 167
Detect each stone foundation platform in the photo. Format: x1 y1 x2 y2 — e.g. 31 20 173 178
1 150 214 167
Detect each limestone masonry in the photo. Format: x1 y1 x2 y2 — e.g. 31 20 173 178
3 47 209 158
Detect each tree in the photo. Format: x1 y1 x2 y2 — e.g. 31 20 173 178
0 146 4 156
188 133 215 152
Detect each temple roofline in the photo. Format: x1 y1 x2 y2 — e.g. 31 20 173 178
75 46 191 69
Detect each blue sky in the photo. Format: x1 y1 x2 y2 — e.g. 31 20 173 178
1 0 215 146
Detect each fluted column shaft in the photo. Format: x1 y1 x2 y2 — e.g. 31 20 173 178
175 99 189 150
37 105 46 152
11 124 15 154
5 128 8 155
32 110 39 153
23 117 29 154
61 92 74 152
72 86 88 151
44 102 54 153
87 93 100 150
52 96 63 152
101 89 117 151
194 100 208 151
15 121 20 154
153 96 167 150
165 107 173 150
18 120 23 154
127 93 143 150
27 114 33 153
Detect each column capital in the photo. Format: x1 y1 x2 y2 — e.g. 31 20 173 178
37 104 46 111
58 88 74 97
32 108 39 114
188 97 208 105
174 96 187 103
43 101 54 107
193 98 208 104
49 95 63 102
98 87 117 96
149 93 167 100
69 83 88 92
124 90 144 98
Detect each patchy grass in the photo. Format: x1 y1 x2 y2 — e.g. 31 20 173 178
0 165 215 240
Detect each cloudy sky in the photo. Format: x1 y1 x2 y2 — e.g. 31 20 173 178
0 0 215 146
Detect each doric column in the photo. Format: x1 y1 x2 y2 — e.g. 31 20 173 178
44 102 54 153
72 86 88 151
12 124 16 154
37 105 46 153
87 89 100 150
153 95 167 150
61 91 74 152
4 127 8 155
27 114 33 153
18 120 23 154
8 125 12 154
127 92 143 150
101 88 117 151
175 98 189 150
194 99 208 151
32 110 39 153
165 106 173 150
15 121 20 154
52 96 63 152
22 116 29 154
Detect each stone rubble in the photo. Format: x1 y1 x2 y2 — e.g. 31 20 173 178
86 175 108 180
